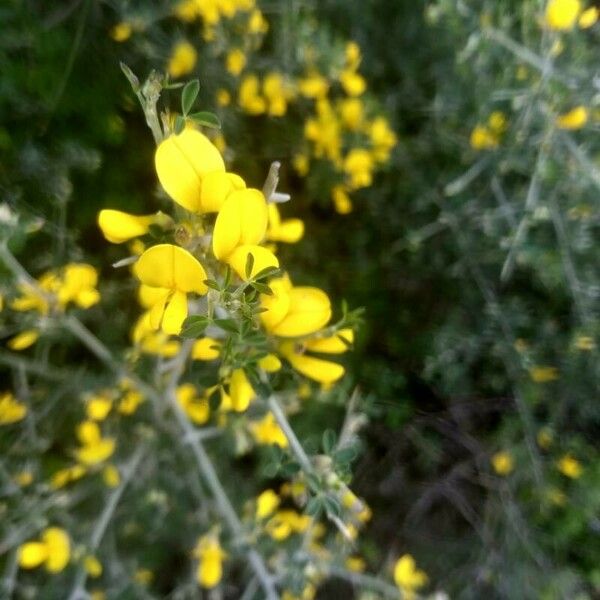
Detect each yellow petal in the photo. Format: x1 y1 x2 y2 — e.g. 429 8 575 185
19 542 49 569
42 527 71 573
271 287 331 337
259 276 292 332
256 489 280 519
97 210 154 244
133 244 208 294
200 172 246 213
161 290 188 335
212 189 268 260
155 129 225 212
258 354 282 372
77 421 102 445
270 219 304 243
280 342 344 383
229 369 255 412
138 285 171 309
192 337 221 360
8 329 40 351
149 294 169 330
305 329 354 354
226 245 279 280
76 439 116 466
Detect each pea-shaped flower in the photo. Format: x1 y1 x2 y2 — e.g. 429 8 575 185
156 128 241 213
212 188 278 279
19 527 70 573
133 244 208 335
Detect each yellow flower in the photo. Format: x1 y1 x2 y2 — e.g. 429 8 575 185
265 510 310 540
470 125 499 150
102 464 120 488
556 106 588 130
263 72 294 116
50 464 86 489
84 555 103 578
97 210 158 244
110 22 132 42
19 527 70 573
345 41 362 71
212 189 279 279
537 428 553 449
331 185 353 215
226 48 246 76
250 412 288 448
86 391 113 421
266 204 304 244
216 89 231 106
293 153 309 176
256 489 280 519
7 329 40 351
258 353 282 372
0 392 27 425
177 383 210 424
260 276 332 337
574 335 595 350
58 264 101 309
346 556 366 573
529 366 559 383
304 99 342 163
578 6 598 27
491 451 514 476
239 75 267 115
339 98 364 131
545 0 581 30
279 339 346 384
227 369 255 412
133 244 208 335
155 128 227 213
339 69 366 97
247 9 268 34
557 454 582 478
168 41 198 78
192 337 221 360
75 421 116 466
343 148 374 190
393 554 428 599
298 72 329 99
195 535 226 589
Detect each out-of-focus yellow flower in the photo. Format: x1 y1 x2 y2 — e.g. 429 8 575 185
84 555 103 578
192 337 221 360
133 244 208 335
556 106 588 130
102 464 120 488
470 124 499 150
216 89 231 106
256 489 280 519
168 41 198 78
557 454 582 478
578 6 598 27
239 75 266 115
7 329 39 351
545 0 581 30
298 72 329 99
194 534 226 589
250 412 288 448
339 69 366 97
266 204 304 244
346 556 366 573
0 392 27 425
265 510 310 540
292 153 309 176
177 383 210 424
393 554 428 599
50 464 86 489
491 451 514 476
227 369 255 412
226 48 246 76
110 22 132 42
332 185 353 215
537 428 553 449
75 421 116 466
529 366 559 383
339 98 364 131
263 72 294 116
247 8 268 34
345 41 362 71
258 354 282 372
574 335 595 350
86 391 113 421
488 111 507 134
343 148 374 189
19 527 70 573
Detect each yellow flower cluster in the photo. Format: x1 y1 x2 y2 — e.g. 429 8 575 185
470 111 507 150
544 0 598 30
18 527 70 573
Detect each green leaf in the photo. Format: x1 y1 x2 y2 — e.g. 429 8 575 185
322 429 337 454
306 474 322 494
323 495 341 518
333 445 358 465
306 496 323 517
181 79 200 116
179 315 209 338
174 115 186 135
189 111 221 129
203 279 220 291
250 281 273 295
213 318 238 333
253 266 281 281
245 252 255 279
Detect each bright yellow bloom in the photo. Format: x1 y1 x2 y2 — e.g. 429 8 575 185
263 72 294 116
131 311 181 357
155 128 226 213
393 554 428 599
97 210 157 244
470 125 499 150
110 22 132 42
260 276 332 337
226 48 246 76
239 75 266 115
102 464 120 488
557 454 582 478
168 41 198 78
339 98 364 131
578 6 598 27
0 392 27 425
304 100 341 162
545 0 581 30
369 116 397 162
339 69 366 96
258 353 282 372
19 527 70 573
279 340 345 384
75 421 116 466
256 489 280 519
227 369 255 412
265 510 310 540
247 9 268 34
556 106 588 130
212 189 278 279
192 337 221 360
250 412 288 448
195 535 226 588
86 391 113 421
84 555 103 578
343 148 374 189
345 41 362 71
266 204 304 244
298 72 329 99
574 335 595 350
50 464 86 489
177 383 210 424
133 244 208 335
491 451 514 476
331 185 353 215
7 329 39 351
